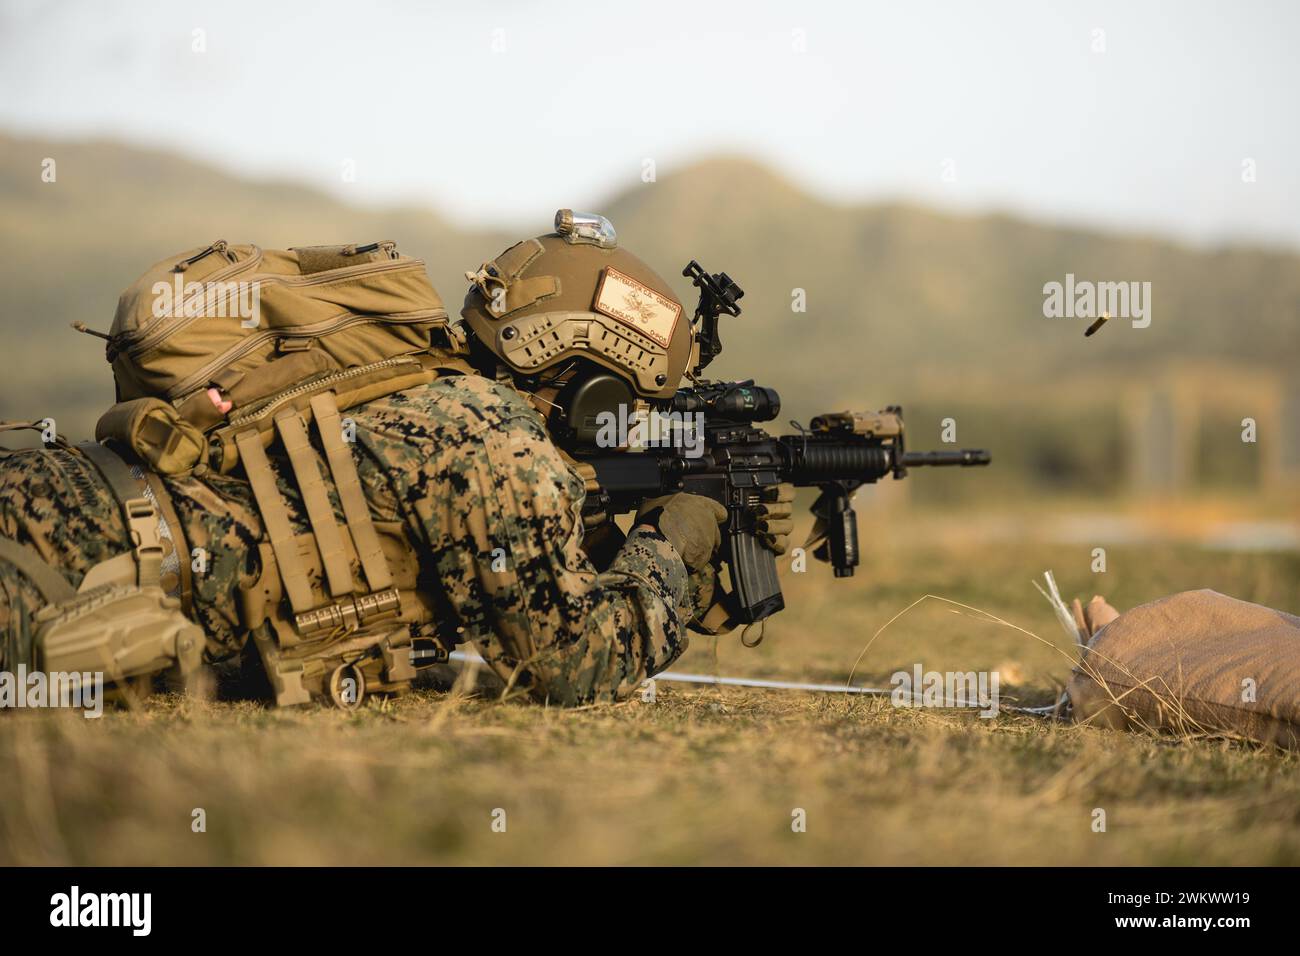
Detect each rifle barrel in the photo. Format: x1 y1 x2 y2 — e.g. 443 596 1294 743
901 449 991 467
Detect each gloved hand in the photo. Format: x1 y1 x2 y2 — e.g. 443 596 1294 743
685 561 720 626
636 493 727 571
755 483 795 555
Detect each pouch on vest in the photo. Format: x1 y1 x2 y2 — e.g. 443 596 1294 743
95 397 205 476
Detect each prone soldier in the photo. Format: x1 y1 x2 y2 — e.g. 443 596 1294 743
0 213 791 707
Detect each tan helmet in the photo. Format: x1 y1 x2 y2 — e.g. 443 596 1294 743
460 210 692 400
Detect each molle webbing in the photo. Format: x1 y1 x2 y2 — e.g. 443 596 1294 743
234 429 316 614
310 392 393 592
493 239 559 313
274 410 353 599
237 392 399 634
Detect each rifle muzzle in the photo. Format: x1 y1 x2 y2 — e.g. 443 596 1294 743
901 449 992 467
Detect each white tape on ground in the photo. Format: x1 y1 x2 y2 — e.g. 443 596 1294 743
448 651 887 694
445 650 1054 713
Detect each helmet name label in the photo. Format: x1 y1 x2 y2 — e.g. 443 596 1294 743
593 267 681 348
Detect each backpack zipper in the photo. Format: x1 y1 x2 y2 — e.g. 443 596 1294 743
224 356 424 427
124 255 427 359
164 309 444 400
124 246 265 354
172 240 237 272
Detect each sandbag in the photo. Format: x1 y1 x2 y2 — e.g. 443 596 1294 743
1068 589 1300 750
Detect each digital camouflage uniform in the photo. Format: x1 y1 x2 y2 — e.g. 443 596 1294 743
0 373 695 705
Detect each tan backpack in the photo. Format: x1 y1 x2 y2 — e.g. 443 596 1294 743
90 239 469 472
75 239 474 706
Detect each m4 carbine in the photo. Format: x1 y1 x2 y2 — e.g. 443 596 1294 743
565 259 991 627
575 382 990 625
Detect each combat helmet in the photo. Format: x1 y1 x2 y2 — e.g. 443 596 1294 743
461 211 691 401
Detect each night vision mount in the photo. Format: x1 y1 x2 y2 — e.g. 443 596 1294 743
683 259 744 375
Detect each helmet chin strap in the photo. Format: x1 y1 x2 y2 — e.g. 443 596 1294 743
524 387 563 420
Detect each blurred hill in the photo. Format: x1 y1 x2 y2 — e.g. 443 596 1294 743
607 156 1299 402
0 133 515 431
2 133 1297 499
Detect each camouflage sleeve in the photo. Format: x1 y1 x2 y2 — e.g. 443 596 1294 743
588 523 694 683
457 416 695 705
354 377 694 706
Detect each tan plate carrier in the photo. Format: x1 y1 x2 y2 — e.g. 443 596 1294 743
232 388 443 708
63 238 477 706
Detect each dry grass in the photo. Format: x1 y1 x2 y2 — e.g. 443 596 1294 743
1 532 1297 866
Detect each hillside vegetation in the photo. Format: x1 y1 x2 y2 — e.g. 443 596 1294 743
2 134 1297 453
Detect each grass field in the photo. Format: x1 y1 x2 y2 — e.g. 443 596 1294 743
2 509 1298 866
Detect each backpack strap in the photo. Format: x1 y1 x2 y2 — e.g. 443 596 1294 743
309 392 393 592
77 441 163 589
233 429 316 616
0 538 76 604
141 470 193 614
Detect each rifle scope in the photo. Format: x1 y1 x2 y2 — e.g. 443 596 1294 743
670 381 780 423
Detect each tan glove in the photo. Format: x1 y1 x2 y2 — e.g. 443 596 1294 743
755 483 795 555
636 493 728 571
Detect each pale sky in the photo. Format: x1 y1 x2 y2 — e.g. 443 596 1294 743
2 0 1298 247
